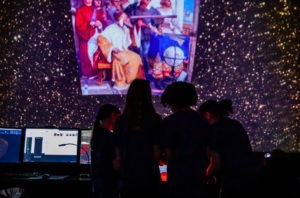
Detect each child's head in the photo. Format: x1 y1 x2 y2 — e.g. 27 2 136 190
160 0 172 8
198 99 233 124
161 82 198 113
123 79 156 130
95 104 121 130
111 0 121 10
84 0 93 5
91 104 120 150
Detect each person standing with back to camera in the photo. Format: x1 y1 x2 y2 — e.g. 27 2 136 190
113 79 163 198
160 82 210 198
90 104 121 198
198 100 262 198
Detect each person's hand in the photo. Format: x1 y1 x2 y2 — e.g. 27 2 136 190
138 19 147 27
207 176 217 184
90 21 95 27
112 48 120 54
71 7 77 15
95 21 101 27
157 27 163 35
113 158 120 171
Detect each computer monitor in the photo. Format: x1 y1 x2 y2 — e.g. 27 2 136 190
80 130 92 164
23 128 78 163
0 128 22 163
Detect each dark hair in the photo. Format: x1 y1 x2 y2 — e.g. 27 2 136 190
161 82 197 108
123 79 156 131
90 104 120 150
198 99 233 118
219 99 233 117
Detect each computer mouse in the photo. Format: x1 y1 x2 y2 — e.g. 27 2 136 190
42 174 51 179
79 174 90 178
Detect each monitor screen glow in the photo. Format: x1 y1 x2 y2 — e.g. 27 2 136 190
80 130 92 164
0 128 22 163
23 128 78 163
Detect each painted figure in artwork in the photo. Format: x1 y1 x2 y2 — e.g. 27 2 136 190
75 0 102 78
89 11 145 89
124 0 163 80
157 0 183 34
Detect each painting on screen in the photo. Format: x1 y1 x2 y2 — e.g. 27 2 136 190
71 0 200 95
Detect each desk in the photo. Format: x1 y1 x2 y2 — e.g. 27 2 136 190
0 176 221 198
0 176 92 198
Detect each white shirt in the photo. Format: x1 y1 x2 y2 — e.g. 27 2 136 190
88 23 132 64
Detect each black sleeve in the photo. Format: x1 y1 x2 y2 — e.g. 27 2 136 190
204 120 212 148
208 125 221 153
153 114 163 146
162 117 173 149
110 133 116 160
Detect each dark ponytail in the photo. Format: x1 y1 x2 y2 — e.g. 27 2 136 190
90 104 120 151
219 99 233 117
198 99 233 118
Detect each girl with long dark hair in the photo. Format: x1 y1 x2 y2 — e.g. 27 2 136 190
198 100 261 198
90 104 121 198
113 79 163 198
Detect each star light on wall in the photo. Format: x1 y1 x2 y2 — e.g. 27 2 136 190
0 0 299 152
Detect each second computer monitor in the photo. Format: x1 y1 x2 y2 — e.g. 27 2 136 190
0 128 22 163
23 128 78 163
80 130 92 164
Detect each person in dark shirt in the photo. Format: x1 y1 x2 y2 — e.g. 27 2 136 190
198 100 261 198
90 104 121 198
113 79 162 198
161 82 210 198
124 0 163 79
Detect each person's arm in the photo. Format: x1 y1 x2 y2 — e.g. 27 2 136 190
75 8 95 41
161 117 173 164
112 117 121 171
153 145 161 162
97 35 115 63
153 114 163 162
163 147 172 164
206 122 221 176
150 9 163 28
207 151 221 176
113 147 121 171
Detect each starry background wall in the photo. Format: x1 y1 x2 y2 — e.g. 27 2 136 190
0 0 299 152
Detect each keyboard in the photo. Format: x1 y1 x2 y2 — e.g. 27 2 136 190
0 172 41 178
